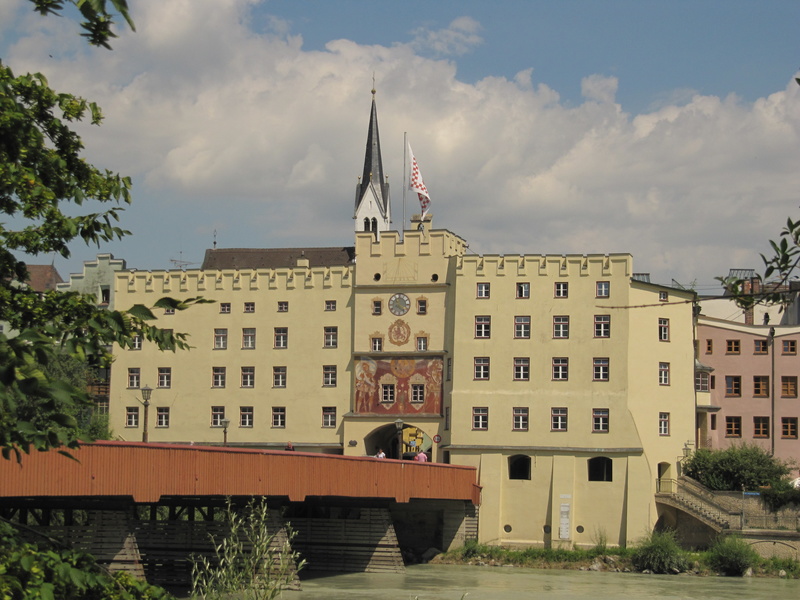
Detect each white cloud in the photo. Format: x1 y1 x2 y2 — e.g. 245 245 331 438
5 0 800 288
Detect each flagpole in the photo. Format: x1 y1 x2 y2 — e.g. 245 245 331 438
402 131 407 241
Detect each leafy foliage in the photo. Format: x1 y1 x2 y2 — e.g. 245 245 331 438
0 521 174 599
0 62 211 460
760 478 800 511
706 535 761 576
630 530 690 574
28 0 135 49
191 499 305 600
719 217 800 310
683 445 790 491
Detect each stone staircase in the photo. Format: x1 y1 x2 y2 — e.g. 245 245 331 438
655 476 738 532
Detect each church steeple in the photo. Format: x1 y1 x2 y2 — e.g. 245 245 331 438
354 89 391 236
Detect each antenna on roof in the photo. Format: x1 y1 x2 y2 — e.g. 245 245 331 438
213 229 217 249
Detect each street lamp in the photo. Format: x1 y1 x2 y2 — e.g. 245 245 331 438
394 418 404 459
221 418 231 446
140 385 152 443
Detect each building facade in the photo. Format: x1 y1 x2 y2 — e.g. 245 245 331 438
108 98 697 548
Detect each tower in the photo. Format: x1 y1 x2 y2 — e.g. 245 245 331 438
354 90 391 236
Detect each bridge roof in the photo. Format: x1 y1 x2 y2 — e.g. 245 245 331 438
0 441 480 505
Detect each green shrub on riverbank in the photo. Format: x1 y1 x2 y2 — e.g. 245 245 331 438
705 536 762 576
631 531 690 574
438 539 632 568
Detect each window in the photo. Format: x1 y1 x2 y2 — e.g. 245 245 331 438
273 367 286 388
274 327 288 348
477 282 490 298
554 282 568 298
753 416 770 438
593 358 609 381
706 339 713 354
725 416 742 437
725 375 741 397
244 302 255 313
594 315 610 338
754 339 768 354
411 384 425 403
588 456 612 481
241 366 255 388
552 357 568 381
322 407 336 428
156 407 169 428
658 318 670 342
711 414 717 430
658 362 670 385
658 291 668 302
474 357 490 380
211 406 225 427
323 365 337 387
553 316 569 339
372 337 383 352
516 282 530 299
444 406 451 430
127 368 140 388
514 316 531 339
508 455 531 480
695 371 710 392
416 336 428 351
212 367 226 388
782 417 798 439
596 281 610 298
592 409 609 433
513 357 530 381
475 315 491 338
753 376 769 397
220 302 231 314
325 300 336 311
782 376 798 398
126 406 139 427
163 307 175 315
324 326 338 348
726 339 740 354
242 328 256 349
447 358 452 381
551 407 568 431
131 335 142 350
240 406 254 427
512 407 529 431
278 301 288 312
417 299 427 314
214 328 228 349
473 407 488 430
783 340 797 355
272 407 286 428
157 367 171 388
659 412 670 436
372 300 382 315
381 384 395 403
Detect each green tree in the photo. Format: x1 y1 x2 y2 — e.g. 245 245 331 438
683 445 789 491
28 0 134 49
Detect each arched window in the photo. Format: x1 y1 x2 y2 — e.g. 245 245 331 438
371 217 378 232
508 455 531 480
588 456 612 481
363 218 371 231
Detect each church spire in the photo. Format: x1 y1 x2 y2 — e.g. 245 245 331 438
354 88 391 236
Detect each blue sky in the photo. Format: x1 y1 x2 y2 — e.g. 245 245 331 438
2 0 800 291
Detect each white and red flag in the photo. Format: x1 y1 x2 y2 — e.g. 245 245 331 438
408 142 431 218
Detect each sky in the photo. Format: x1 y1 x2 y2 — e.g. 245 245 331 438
3 0 800 293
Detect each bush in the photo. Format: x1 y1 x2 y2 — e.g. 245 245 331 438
683 445 789 491
631 530 689 574
706 535 761 576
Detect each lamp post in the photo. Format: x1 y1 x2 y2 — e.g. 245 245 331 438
141 385 152 443
394 418 404 459
221 418 231 446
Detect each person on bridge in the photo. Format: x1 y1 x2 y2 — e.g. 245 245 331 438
375 448 386 459
414 450 428 462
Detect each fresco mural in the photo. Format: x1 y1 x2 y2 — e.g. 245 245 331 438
355 356 443 415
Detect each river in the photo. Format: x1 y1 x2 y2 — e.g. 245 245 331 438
287 564 799 600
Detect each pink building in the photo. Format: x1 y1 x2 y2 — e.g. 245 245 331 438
696 315 800 469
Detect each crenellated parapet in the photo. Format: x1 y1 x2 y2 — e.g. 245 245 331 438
456 253 632 278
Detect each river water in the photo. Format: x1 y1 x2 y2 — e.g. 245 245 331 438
289 564 799 600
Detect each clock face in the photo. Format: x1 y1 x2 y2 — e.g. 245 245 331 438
388 293 411 316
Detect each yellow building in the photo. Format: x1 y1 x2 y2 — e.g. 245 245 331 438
108 96 696 548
